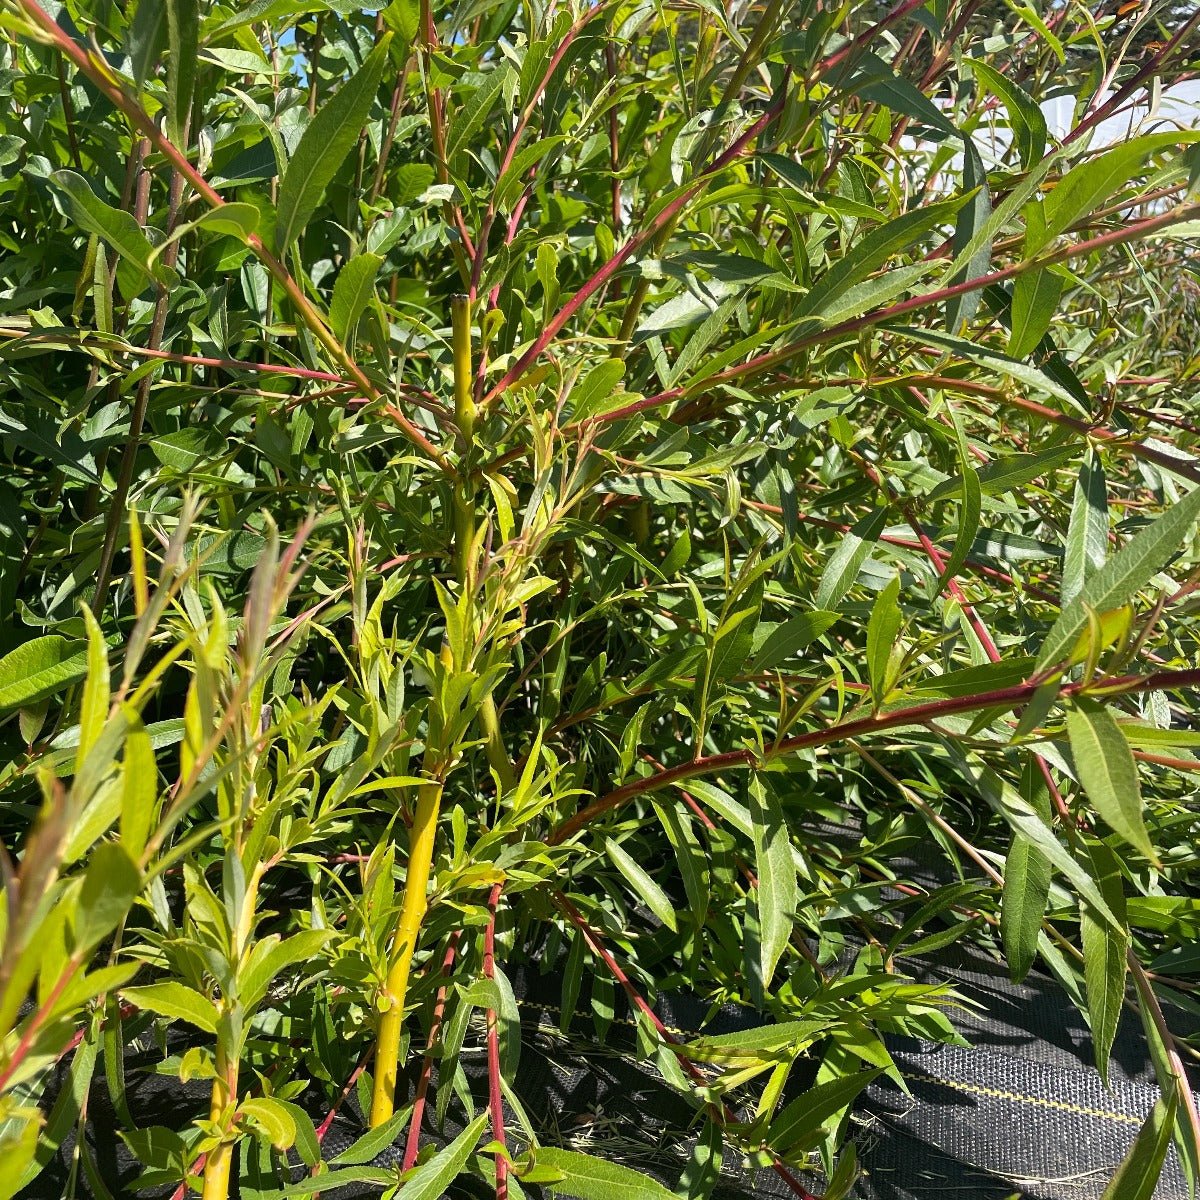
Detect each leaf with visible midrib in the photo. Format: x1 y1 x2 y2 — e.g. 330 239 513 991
1037 484 1200 671
533 1147 679 1200
1100 1090 1178 1200
50 171 174 289
1062 450 1107 606
166 0 198 145
1067 700 1155 861
275 38 391 254
0 636 88 712
1080 841 1129 1085
329 252 382 341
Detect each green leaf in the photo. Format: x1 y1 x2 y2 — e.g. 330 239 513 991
1037 484 1200 671
1034 133 1200 254
890 325 1087 413
945 140 992 332
328 1109 410 1166
1008 268 1063 360
1100 1090 1178 1200
256 1166 395 1197
17 1017 98 1189
1079 841 1129 1085
605 837 677 931
926 443 1080 505
1063 450 1108 607
126 0 168 91
238 929 330 1010
749 777 797 989
275 38 391 253
76 605 110 773
240 1097 297 1151
946 747 1121 929
799 196 967 321
120 712 157 858
749 611 839 672
395 1112 487 1200
50 171 174 289
166 0 199 144
865 574 901 705
122 982 219 1034
1000 759 1053 983
570 359 627 422
1066 701 1154 861
75 843 141 951
329 252 383 342
533 1148 678 1200
446 64 515 161
926 403 979 597
0 636 88 712
964 59 1046 170
767 1070 882 1154
815 507 889 609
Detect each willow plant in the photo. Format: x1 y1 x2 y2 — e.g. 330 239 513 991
2 0 1200 1198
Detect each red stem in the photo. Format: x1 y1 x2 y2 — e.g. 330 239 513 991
550 666 1200 842
402 932 462 1170
555 894 820 1200
481 77 790 406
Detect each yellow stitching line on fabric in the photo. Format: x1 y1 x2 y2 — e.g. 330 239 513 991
902 1069 1145 1127
517 1000 1145 1128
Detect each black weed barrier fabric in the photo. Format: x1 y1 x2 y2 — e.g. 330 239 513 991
21 942 1198 1200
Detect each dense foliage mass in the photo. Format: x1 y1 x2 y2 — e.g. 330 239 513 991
0 0 1199 1197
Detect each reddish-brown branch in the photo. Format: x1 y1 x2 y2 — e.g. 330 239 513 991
402 932 462 1170
550 666 1200 842
481 76 791 406
555 893 820 1200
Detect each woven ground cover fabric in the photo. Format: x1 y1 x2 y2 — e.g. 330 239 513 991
21 945 1198 1200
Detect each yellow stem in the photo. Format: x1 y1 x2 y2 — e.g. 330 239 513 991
370 779 443 1126
200 1047 238 1200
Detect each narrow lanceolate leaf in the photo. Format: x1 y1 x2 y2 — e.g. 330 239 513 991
533 1148 678 1200
865 574 901 705
1001 759 1053 983
75 605 110 773
1037 484 1200 671
275 38 391 253
934 402 982 591
396 1114 488 1200
125 0 168 91
329 252 383 342
816 507 889 609
1100 1090 1179 1200
944 140 992 333
119 712 157 856
75 843 141 950
965 59 1046 170
767 1070 883 1155
605 837 677 931
1066 700 1155 861
446 63 516 161
749 610 840 673
1008 268 1063 360
749 777 797 989
1062 451 1108 607
798 196 967 321
1080 842 1129 1085
165 0 199 145
50 172 174 289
